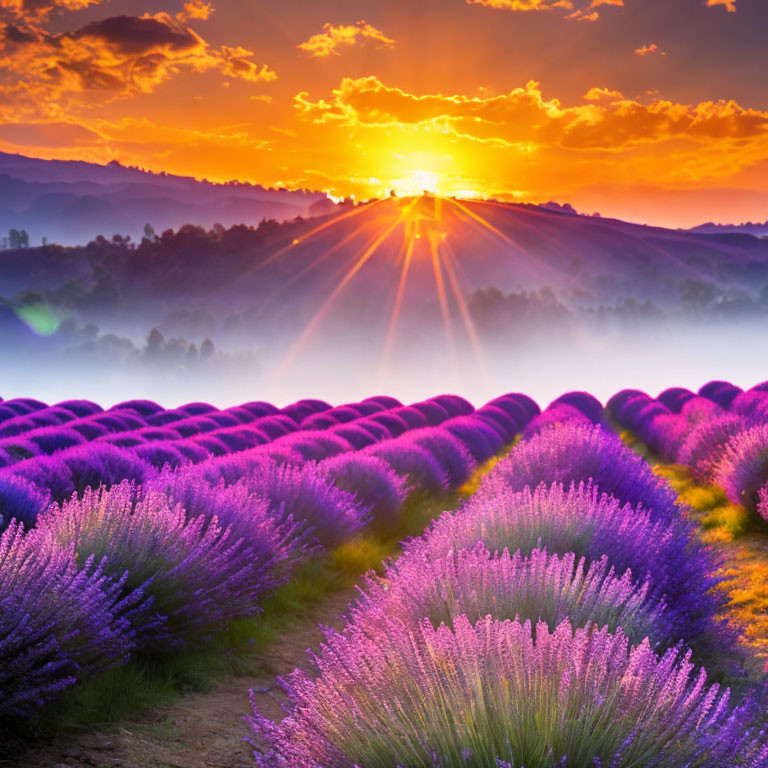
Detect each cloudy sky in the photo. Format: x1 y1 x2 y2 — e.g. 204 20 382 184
1 0 766 226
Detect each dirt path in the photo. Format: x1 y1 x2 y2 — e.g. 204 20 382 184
14 588 357 768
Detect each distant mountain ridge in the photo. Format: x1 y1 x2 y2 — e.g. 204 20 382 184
0 152 330 246
689 221 768 237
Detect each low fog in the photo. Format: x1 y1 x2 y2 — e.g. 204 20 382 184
1 316 766 409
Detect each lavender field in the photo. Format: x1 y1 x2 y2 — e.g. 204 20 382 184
1 383 768 767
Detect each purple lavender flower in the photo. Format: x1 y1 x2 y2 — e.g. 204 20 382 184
0 474 50 530
414 482 723 647
363 439 449 494
0 521 134 716
481 422 679 521
548 391 605 423
319 454 406 530
406 427 477 490
36 482 274 650
241 461 366 547
699 380 743 409
57 443 153 495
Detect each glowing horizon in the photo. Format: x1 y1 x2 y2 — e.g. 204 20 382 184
1 0 767 227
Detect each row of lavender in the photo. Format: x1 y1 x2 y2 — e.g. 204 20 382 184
608 380 768 520
0 393 531 528
247 404 768 767
0 393 534 719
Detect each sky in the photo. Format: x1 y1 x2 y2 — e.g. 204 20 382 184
1 0 767 227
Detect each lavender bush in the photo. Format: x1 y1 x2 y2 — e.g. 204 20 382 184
0 521 133 716
36 483 273 650
482 422 680 521
319 454 406 530
248 616 767 768
351 543 667 647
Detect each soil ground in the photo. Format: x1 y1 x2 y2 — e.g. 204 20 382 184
11 589 356 768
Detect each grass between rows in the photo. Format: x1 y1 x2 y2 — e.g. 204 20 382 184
20 456 501 742
652 462 768 671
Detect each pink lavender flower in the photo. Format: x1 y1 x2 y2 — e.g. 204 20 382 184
350 544 667 648
713 422 768 513
248 616 766 768
411 482 723 648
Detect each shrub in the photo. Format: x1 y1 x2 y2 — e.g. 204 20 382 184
712 423 768 513
657 387 695 413
328 424 378 449
320 454 405 530
677 414 747 481
522 403 590 439
390 406 428 429
5 456 76 502
274 431 351 462
485 394 533 428
548 391 604 423
241 462 366 547
54 400 103 418
407 428 476 490
758 483 768 522
430 394 474 416
176 402 218 416
368 412 409 437
352 544 666 647
483 422 680 521
699 380 743 409
145 468 302 586
354 419 392 440
409 400 450 425
37 483 271 650
172 440 212 463
361 395 401 409
58 443 153 495
25 427 86 455
442 416 505 463
108 399 163 417
0 475 50 530
248 616 766 768
363 440 448 494
132 442 189 469
0 521 133 716
240 401 280 418
0 436 42 461
415 482 723 647
474 405 517 441
67 419 110 440
251 415 296 439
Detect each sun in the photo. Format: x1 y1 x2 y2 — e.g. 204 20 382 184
390 169 441 197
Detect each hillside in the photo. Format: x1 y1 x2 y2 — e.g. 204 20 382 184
0 152 329 246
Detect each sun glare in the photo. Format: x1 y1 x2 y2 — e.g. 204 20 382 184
391 169 441 197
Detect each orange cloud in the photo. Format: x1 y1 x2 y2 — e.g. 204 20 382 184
297 21 394 58
0 11 275 117
294 76 768 150
0 0 107 22
707 0 737 11
177 1 214 21
467 0 622 20
635 43 665 56
584 87 624 100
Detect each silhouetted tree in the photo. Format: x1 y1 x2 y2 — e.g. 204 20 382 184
9 229 29 248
